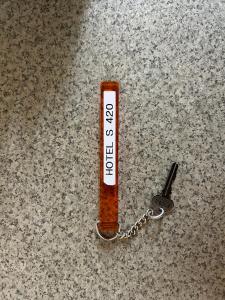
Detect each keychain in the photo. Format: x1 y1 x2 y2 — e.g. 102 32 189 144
96 81 178 241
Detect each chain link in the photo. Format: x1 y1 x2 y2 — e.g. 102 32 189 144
117 207 164 239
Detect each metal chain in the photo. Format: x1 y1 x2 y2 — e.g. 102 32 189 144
117 207 165 239
96 207 165 241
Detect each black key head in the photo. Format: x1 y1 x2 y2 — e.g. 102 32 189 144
152 194 174 214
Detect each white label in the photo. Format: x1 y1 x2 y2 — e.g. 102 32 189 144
104 91 116 185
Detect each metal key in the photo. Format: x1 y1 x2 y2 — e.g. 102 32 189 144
152 162 178 213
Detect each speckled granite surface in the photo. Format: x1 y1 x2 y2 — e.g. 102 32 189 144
0 0 225 299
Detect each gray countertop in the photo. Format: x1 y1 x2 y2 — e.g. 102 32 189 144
0 0 225 299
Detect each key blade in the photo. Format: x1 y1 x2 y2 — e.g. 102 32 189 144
162 162 178 198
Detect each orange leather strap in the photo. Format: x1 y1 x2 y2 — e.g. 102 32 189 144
98 81 119 238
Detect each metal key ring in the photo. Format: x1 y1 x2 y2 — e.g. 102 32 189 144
149 207 165 220
96 221 120 241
